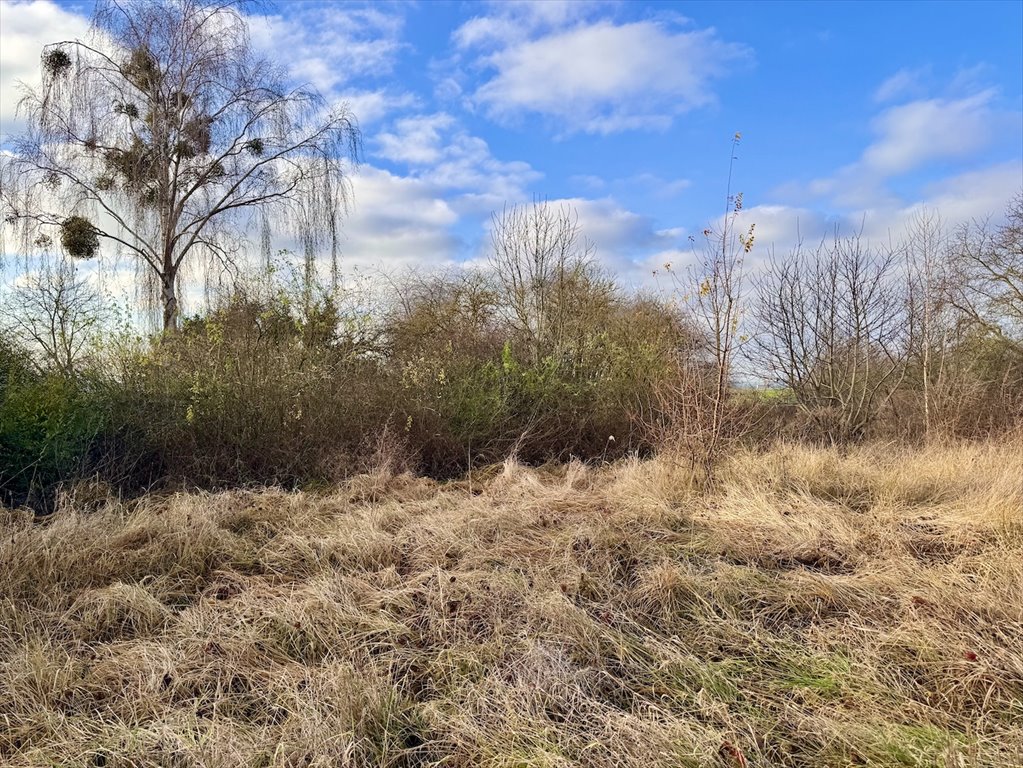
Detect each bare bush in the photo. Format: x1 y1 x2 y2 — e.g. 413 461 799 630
753 234 909 441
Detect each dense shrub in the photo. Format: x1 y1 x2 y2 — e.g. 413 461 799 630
385 272 682 474
0 339 111 510
0 267 688 501
885 331 1023 440
114 290 395 488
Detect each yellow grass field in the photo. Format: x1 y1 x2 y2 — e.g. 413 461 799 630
2 441 1021 767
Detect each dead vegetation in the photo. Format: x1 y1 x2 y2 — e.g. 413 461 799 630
1 440 1021 767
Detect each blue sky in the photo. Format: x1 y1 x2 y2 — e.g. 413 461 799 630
1 0 1021 288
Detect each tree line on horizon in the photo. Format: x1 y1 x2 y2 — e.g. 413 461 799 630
1 0 1020 511
2 192 1020 511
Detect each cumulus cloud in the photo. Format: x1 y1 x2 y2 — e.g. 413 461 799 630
375 113 458 165
339 165 463 273
247 5 406 96
427 135 540 213
331 182 700 287
569 198 677 254
455 12 750 134
263 165 464 283
373 113 541 212
0 0 89 137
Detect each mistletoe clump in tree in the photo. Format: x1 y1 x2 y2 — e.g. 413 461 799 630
1 0 360 331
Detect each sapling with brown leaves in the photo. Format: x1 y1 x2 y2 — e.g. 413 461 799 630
655 132 754 476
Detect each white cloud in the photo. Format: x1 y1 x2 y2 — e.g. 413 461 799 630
570 198 676 253
339 166 462 273
862 89 998 175
0 0 90 138
457 16 749 134
524 197 683 283
247 5 406 96
730 205 831 254
427 134 540 212
235 5 417 141
373 113 541 212
899 161 1022 227
433 77 463 103
337 89 419 126
728 161 1021 269
873 66 928 104
460 195 692 288
0 2 410 136
32 165 467 304
453 0 599 49
376 113 458 165
792 81 1016 209
334 182 695 287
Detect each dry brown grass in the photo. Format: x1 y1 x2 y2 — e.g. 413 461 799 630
1 440 1021 767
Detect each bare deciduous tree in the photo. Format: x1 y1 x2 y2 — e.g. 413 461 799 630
948 195 1023 354
0 0 360 331
488 200 605 366
904 208 952 436
2 257 110 377
753 234 909 441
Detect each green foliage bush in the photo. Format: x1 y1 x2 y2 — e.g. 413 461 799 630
0 337 111 510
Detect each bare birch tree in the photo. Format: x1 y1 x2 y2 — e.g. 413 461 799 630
948 195 1023 354
0 0 360 331
905 209 951 436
